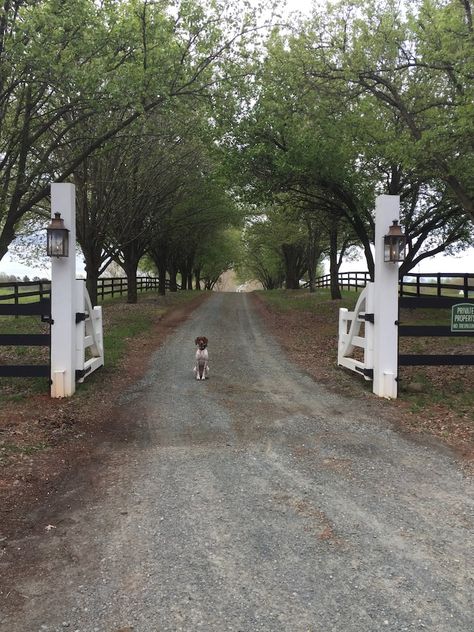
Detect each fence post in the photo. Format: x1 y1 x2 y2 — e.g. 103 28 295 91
372 195 400 399
50 183 76 398
14 283 19 318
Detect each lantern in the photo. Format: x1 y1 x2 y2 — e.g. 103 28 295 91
384 219 406 263
46 212 69 257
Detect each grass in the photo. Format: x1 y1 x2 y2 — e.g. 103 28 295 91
103 309 157 370
260 288 358 313
0 289 199 401
257 289 474 428
0 441 49 464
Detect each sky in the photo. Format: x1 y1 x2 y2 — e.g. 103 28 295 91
2 240 472 281
336 247 474 276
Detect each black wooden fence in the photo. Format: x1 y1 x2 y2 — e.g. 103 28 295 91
308 271 371 291
0 276 177 380
0 298 51 377
398 296 474 367
305 271 473 298
2 272 471 300
399 272 473 298
0 277 165 305
97 277 161 300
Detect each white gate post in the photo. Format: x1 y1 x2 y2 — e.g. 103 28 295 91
50 183 76 398
373 195 400 398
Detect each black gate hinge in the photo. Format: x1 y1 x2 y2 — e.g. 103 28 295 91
364 313 374 323
75 312 86 324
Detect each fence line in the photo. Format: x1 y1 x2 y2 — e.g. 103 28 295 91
399 272 473 298
96 277 162 300
1 271 472 302
305 271 473 298
0 277 165 304
309 271 371 291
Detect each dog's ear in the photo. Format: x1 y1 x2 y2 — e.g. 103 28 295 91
203 337 208 344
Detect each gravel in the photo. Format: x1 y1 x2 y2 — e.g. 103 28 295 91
1 293 473 632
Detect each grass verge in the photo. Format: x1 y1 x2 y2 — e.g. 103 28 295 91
256 289 474 454
0 290 204 459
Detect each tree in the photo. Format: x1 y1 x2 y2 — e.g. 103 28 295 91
106 134 189 303
198 228 242 290
224 1 473 298
239 219 285 290
316 0 474 227
0 0 265 266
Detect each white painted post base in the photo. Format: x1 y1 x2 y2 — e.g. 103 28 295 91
372 195 400 399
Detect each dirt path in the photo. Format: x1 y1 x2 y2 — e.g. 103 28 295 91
1 293 473 632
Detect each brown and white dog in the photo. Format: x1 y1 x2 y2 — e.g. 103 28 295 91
194 336 209 380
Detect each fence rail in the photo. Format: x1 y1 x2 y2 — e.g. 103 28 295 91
97 277 161 300
307 271 371 291
305 271 473 298
1 271 472 301
399 272 473 298
398 295 474 367
0 277 166 304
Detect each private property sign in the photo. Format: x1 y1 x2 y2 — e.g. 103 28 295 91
451 303 474 332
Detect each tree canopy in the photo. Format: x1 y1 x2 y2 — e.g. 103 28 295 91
1 0 472 297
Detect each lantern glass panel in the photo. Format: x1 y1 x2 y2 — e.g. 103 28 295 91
384 237 393 262
384 234 406 262
47 229 69 257
396 236 406 261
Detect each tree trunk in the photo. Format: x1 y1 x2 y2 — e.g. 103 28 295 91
86 269 99 306
121 250 140 304
126 269 138 303
305 217 318 293
158 264 167 296
187 272 193 290
282 244 302 289
83 247 100 305
180 270 188 290
307 266 315 293
329 223 342 300
0 222 15 262
168 264 178 292
194 268 201 291
149 244 168 296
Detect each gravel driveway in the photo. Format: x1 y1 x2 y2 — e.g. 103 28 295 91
2 293 473 632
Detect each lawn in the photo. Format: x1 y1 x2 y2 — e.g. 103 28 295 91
256 289 474 451
0 290 198 401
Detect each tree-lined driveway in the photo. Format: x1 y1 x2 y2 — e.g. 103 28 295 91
2 293 473 632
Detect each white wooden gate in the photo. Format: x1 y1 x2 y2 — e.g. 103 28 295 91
337 195 401 398
75 280 104 383
338 282 374 380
